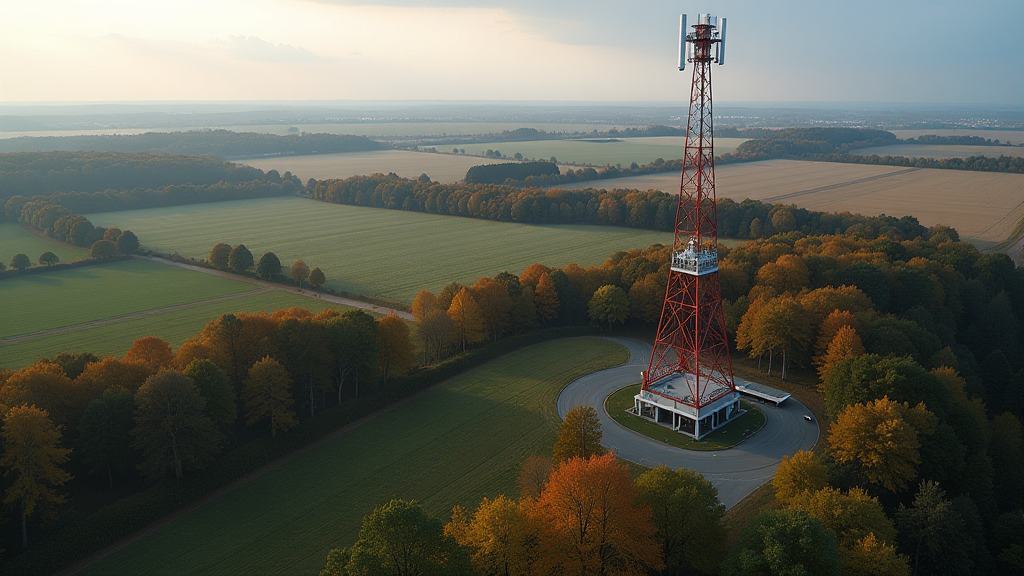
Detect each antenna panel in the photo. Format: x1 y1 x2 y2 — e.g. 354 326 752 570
718 17 727 65
678 14 687 70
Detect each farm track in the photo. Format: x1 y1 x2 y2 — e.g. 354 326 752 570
760 167 921 203
0 288 271 346
138 256 414 321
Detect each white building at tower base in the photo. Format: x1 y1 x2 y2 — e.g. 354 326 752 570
633 372 741 439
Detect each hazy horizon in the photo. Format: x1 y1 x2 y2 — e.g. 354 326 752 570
2 0 1021 104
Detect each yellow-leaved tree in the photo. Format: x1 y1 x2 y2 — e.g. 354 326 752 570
828 396 937 491
772 449 829 504
815 325 865 385
411 289 437 322
2 404 72 549
445 495 540 576
553 405 606 463
377 313 415 386
242 356 297 437
448 288 486 351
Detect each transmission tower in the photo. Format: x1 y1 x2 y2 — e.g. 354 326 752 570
634 13 740 439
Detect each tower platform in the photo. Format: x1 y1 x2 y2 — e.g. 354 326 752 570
634 372 741 439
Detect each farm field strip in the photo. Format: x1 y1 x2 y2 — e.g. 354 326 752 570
558 159 1024 246
853 144 1024 159
79 338 628 576
452 136 748 167
0 258 254 340
0 223 87 265
889 129 1024 144
0 289 356 369
239 150 508 184
88 197 673 303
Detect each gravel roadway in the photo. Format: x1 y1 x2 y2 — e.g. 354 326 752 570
557 337 819 509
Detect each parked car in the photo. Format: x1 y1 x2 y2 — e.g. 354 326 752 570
804 415 813 422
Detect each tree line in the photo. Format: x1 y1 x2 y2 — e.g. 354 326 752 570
0 151 280 205
307 172 932 240
0 130 390 159
10 199 139 261
204 242 326 289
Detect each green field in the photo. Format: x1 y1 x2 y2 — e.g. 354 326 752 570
80 337 628 575
0 289 357 369
454 136 748 167
88 197 672 303
0 223 87 267
605 384 765 450
0 259 254 340
853 144 1024 159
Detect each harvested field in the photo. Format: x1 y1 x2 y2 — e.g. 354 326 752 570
0 258 253 341
454 136 748 167
78 338 628 576
853 144 1024 159
890 129 1024 144
0 289 357 369
559 159 1024 247
240 150 507 184
88 198 673 303
0 223 87 265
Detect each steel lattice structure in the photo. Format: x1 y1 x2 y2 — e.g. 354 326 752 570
642 15 735 409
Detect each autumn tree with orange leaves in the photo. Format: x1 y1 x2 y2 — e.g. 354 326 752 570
125 336 174 371
531 453 663 576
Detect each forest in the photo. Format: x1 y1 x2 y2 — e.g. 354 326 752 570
0 130 390 159
308 172 931 240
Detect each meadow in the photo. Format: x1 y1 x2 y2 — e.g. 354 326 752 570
88 197 673 302
452 136 748 167
0 258 254 341
889 129 1024 144
0 289 356 369
853 144 1024 159
79 337 628 576
241 150 508 184
0 223 87 266
561 159 1024 247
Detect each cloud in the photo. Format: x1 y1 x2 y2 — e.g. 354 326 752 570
222 36 326 63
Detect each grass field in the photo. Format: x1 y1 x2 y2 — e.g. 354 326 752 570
452 136 748 167
240 150 510 183
605 384 765 450
853 144 1024 159
561 159 1024 247
79 337 628 576
0 289 357 369
0 259 254 341
0 223 87 266
88 197 673 302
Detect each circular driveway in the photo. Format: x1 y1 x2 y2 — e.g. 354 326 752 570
558 337 819 508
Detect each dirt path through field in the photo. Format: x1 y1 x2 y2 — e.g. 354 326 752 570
760 167 921 203
0 288 272 346
138 256 414 321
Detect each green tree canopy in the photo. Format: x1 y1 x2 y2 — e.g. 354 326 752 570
183 359 237 427
11 253 30 270
242 356 297 437
722 509 841 576
131 371 223 480
115 229 140 254
38 251 59 266
256 251 282 279
228 244 254 273
90 239 116 259
209 242 231 269
553 405 606 463
587 284 630 330
77 388 136 489
308 266 326 289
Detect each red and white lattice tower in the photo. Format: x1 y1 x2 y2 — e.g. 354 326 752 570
634 14 740 439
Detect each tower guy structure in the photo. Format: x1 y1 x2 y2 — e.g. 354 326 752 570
634 13 740 439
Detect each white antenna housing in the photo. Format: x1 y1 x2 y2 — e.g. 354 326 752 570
717 17 727 65
678 14 687 70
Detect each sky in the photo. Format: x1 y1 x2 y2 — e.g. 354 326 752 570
1 0 1022 104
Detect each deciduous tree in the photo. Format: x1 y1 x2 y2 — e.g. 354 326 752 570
38 251 58 266
209 242 231 269
2 405 71 549
308 266 326 290
377 313 415 386
412 290 437 321
125 336 174 371
228 244 254 273
132 371 222 480
77 388 136 489
11 253 30 270
446 495 540 576
534 273 560 325
183 359 237 427
90 239 116 259
816 325 865 385
839 533 911 576
588 284 629 331
772 449 829 504
242 356 297 437
829 396 937 491
553 406 606 463
115 230 139 254
448 288 486 351
532 453 663 576
256 251 282 279
787 486 896 545
290 259 310 286
722 509 841 576
635 465 726 575
415 310 457 365
324 310 378 402
516 454 552 500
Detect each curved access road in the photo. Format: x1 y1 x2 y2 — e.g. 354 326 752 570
558 337 819 509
